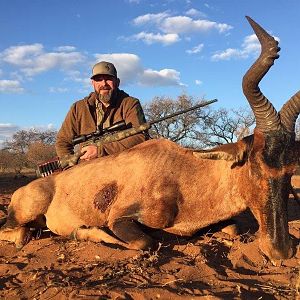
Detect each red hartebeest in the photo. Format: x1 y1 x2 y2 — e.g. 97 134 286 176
0 16 299 260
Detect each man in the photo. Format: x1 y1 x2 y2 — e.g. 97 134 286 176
55 61 147 163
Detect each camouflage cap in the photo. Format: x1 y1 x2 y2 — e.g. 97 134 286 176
91 61 118 79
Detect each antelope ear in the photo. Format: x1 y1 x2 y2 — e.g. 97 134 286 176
193 135 253 168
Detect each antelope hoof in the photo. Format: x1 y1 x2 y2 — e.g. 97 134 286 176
0 227 32 249
16 230 32 250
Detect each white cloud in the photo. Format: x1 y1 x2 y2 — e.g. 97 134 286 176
131 32 180 45
139 69 184 87
211 33 280 61
241 34 261 54
1 43 44 66
0 45 185 91
161 16 232 34
0 80 24 93
185 8 206 18
211 34 260 61
23 52 84 76
133 12 170 26
211 48 245 61
0 43 85 76
129 12 233 46
195 79 203 85
186 43 204 54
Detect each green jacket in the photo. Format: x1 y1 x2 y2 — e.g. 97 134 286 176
55 90 147 158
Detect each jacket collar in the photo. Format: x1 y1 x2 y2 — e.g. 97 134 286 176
86 92 97 106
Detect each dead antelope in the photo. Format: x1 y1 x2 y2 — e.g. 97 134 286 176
1 16 299 260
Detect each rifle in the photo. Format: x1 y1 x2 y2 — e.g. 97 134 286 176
37 99 217 177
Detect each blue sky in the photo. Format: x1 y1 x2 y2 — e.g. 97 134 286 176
1 0 300 146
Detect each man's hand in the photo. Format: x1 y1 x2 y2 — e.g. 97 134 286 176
80 145 98 161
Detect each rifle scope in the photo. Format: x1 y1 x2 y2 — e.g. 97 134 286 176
72 120 127 145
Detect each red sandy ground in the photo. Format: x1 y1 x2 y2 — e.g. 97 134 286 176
0 173 299 299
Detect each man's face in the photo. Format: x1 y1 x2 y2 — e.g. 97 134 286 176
91 74 120 105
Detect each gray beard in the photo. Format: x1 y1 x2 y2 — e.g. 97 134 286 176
97 89 114 104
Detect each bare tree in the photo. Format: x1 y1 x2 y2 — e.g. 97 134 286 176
232 107 255 140
144 94 210 147
26 142 57 167
0 149 28 175
295 118 300 169
2 128 57 175
295 118 300 141
144 94 254 148
0 150 15 173
4 128 57 154
198 107 255 147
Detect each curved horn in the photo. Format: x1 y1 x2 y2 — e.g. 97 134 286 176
242 16 281 132
279 91 300 132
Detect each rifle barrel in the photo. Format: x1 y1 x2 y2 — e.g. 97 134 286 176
149 99 217 125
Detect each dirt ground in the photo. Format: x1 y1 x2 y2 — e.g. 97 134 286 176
0 173 299 300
